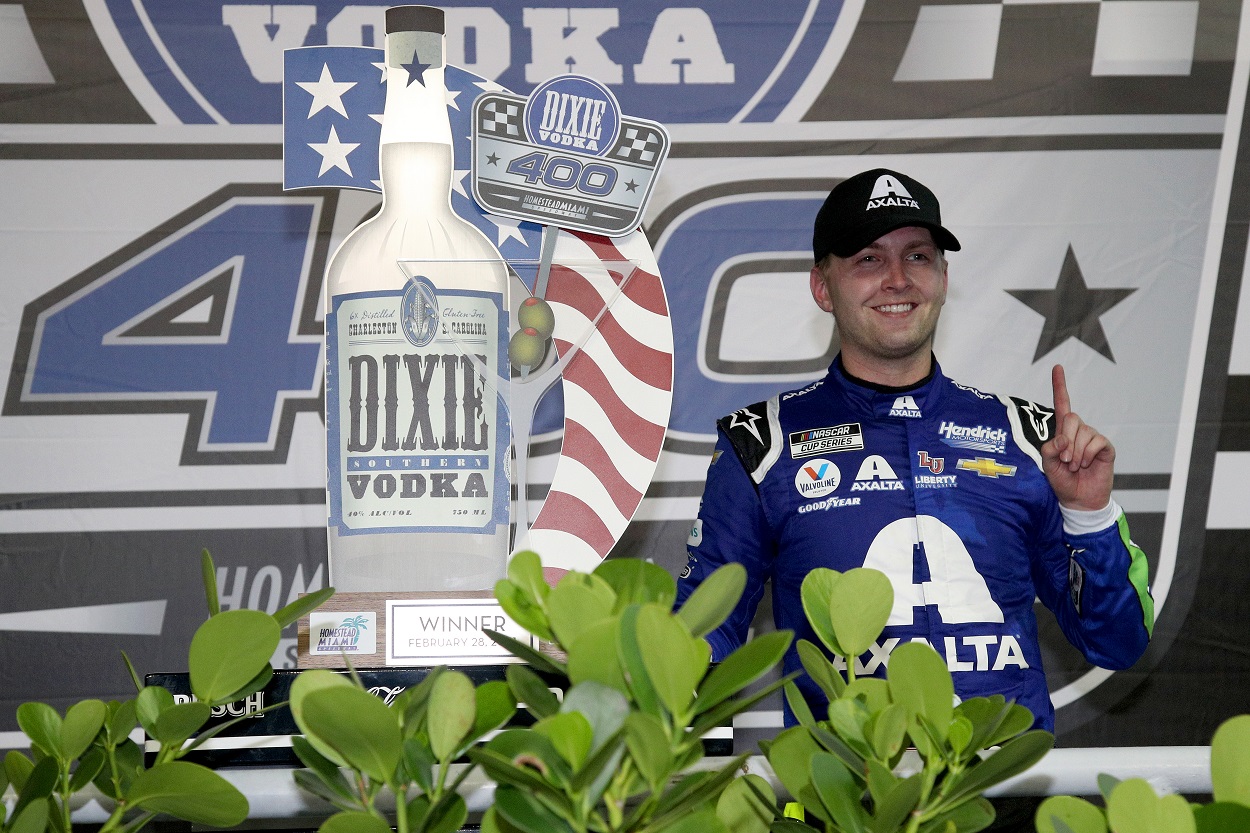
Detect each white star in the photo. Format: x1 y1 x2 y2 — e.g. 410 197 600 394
309 125 360 177
452 168 471 199
474 78 508 95
727 408 764 444
487 214 528 247
296 64 356 119
446 88 462 111
1020 400 1054 441
371 61 387 83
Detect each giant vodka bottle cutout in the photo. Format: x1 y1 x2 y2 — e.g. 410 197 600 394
325 5 510 592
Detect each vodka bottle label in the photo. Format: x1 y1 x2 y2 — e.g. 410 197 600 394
327 274 507 536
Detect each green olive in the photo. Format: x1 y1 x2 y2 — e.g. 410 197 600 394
509 327 548 369
517 296 556 339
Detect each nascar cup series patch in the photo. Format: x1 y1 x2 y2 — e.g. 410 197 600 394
471 75 670 237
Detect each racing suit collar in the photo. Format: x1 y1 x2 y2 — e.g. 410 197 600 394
831 353 944 420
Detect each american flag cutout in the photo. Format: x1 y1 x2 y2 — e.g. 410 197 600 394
283 50 674 575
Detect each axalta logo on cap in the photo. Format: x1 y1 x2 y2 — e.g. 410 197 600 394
866 174 919 211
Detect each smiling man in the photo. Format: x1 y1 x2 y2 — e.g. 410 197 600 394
676 169 1155 746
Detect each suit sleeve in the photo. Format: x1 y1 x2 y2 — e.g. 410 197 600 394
675 429 777 661
1030 497 1154 670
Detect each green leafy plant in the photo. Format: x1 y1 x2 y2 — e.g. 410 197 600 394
761 566 1054 833
473 550 796 833
0 549 333 833
288 663 518 833
1035 714 1250 833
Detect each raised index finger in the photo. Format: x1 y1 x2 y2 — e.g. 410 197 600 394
1051 364 1072 420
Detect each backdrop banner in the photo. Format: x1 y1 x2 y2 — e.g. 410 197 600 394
2 0 1249 750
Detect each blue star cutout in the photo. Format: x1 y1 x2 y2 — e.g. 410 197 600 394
402 56 431 87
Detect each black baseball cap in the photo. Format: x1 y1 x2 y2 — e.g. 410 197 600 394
812 168 961 261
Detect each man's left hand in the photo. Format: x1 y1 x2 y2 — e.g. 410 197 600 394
1040 364 1114 511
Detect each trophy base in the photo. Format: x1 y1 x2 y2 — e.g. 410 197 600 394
299 590 535 668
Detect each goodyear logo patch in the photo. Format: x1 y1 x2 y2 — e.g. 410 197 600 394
789 423 863 459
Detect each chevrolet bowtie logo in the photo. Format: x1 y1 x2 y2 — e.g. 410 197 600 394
957 457 1017 478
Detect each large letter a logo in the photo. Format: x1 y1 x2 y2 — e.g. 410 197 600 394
862 516 1004 625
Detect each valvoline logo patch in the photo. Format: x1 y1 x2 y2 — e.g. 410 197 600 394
795 458 840 499
526 76 622 156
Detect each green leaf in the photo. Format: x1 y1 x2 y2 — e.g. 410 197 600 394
106 699 139 744
506 665 560 720
12 756 56 819
1212 714 1250 806
1035 796 1108 833
868 703 908 762
624 711 671 788
652 756 751 819
783 682 818 729
547 572 617 647
292 769 360 813
637 604 709 718
291 736 356 803
676 562 746 638
468 745 571 807
508 550 552 604
567 617 627 693
8 797 49 833
402 737 436 793
134 686 176 737
4 750 35 793
941 730 1054 807
826 568 893 658
924 796 995 832
534 712 594 770
796 639 845 701
948 714 973 756
71 747 106 791
809 752 868 833
696 629 792 715
1107 778 1196 833
188 609 279 704
200 549 220 616
289 669 355 767
60 699 107 761
716 773 775 833
150 701 212 747
870 772 922 833
16 702 62 759
417 792 468 833
656 808 730 833
886 641 953 746
485 628 568 677
478 729 574 791
800 568 844 656
594 558 677 610
319 810 394 833
494 784 577 833
689 671 801 740
273 586 335 630
126 760 249 827
428 670 476 761
1193 802 1250 831
496 580 555 643
617 604 666 716
472 680 517 742
303 686 402 783
764 727 823 807
562 680 629 752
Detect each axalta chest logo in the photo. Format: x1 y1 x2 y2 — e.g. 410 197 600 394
938 422 1007 454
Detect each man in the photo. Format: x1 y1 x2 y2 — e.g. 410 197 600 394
675 168 1154 736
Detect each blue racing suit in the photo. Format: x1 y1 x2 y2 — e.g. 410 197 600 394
675 357 1153 731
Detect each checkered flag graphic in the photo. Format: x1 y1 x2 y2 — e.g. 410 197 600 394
611 125 665 164
478 99 523 138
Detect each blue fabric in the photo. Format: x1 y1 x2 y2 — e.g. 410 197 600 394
676 358 1152 731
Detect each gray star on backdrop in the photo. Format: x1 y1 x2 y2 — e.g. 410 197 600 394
1006 245 1135 363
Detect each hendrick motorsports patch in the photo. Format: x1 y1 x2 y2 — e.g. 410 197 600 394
471 75 670 236
789 423 864 458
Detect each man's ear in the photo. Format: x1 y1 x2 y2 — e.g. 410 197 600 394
810 264 833 312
